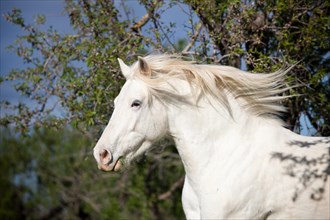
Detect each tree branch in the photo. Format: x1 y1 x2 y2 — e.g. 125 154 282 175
131 12 152 33
131 0 162 33
182 23 202 54
158 176 184 200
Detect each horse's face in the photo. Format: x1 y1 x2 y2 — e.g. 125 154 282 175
93 57 168 171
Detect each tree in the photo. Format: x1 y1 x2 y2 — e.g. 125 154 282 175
1 0 329 219
2 0 329 135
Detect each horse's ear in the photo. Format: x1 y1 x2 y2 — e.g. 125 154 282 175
117 58 131 79
138 56 151 77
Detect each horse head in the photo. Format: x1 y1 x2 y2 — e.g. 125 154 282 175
93 57 168 171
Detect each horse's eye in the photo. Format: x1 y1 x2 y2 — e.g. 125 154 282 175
131 100 142 108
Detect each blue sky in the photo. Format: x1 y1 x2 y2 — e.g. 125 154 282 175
0 1 316 135
1 1 70 104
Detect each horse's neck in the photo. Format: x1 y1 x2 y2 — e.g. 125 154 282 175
168 96 288 186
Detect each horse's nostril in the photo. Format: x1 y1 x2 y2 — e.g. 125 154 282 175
99 149 112 165
99 149 107 157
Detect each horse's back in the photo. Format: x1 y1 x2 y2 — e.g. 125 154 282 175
270 134 330 219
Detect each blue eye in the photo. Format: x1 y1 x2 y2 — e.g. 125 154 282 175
131 100 142 108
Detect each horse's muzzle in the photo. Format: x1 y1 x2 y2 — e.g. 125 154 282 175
97 149 121 172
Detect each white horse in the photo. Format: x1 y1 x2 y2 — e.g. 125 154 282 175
93 55 330 219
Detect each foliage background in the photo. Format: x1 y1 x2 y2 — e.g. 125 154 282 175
0 0 329 219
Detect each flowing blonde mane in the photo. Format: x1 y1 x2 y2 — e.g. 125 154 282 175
131 55 292 119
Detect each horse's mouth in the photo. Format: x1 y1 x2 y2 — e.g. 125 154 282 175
98 158 122 172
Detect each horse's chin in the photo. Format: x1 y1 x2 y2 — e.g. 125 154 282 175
113 159 122 171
